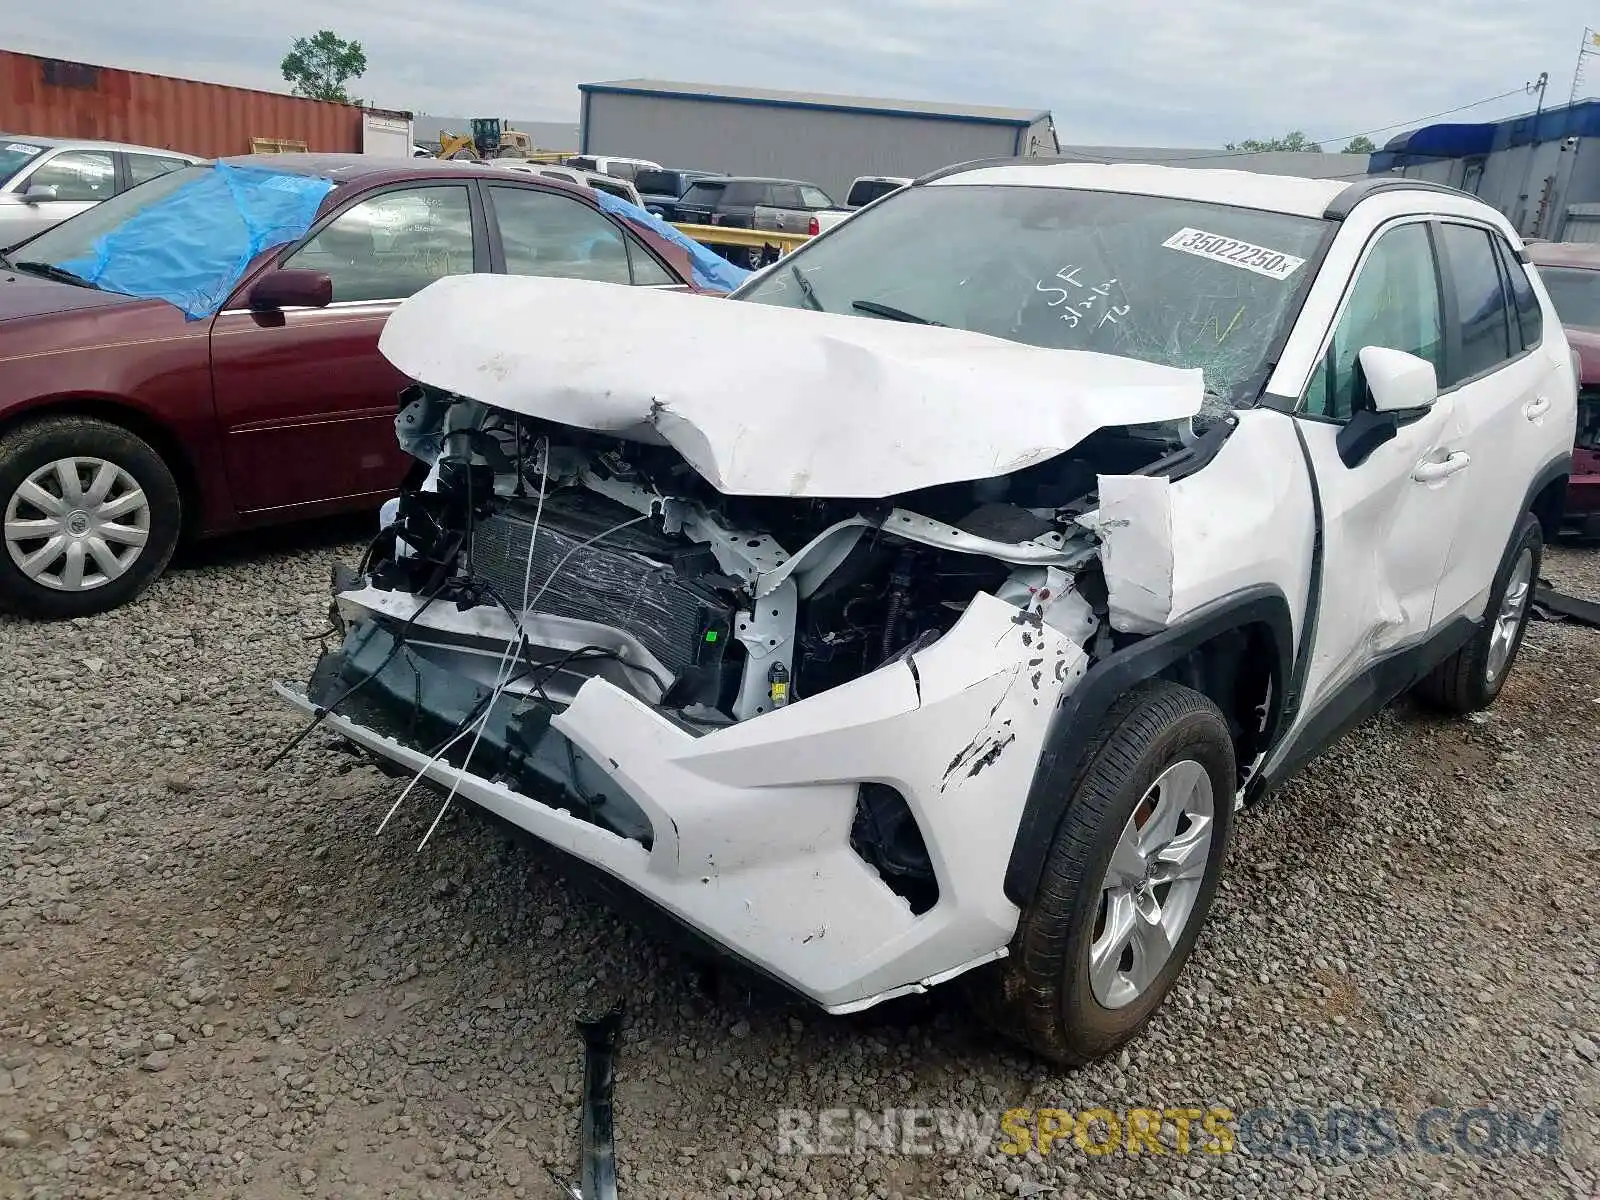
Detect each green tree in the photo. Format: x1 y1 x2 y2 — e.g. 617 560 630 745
280 30 367 104
1342 135 1377 154
1224 131 1324 153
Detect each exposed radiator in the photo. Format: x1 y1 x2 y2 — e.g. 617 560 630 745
468 499 714 679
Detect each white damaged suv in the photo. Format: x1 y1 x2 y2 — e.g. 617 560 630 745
278 163 1576 1064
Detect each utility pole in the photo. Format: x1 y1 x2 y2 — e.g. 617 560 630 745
1571 29 1600 106
1519 72 1549 235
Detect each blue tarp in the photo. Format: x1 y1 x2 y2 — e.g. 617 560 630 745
59 162 334 320
592 189 751 292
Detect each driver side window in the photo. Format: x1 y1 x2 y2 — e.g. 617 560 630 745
1303 222 1443 421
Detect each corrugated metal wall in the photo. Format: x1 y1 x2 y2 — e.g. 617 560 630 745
582 91 1030 200
0 50 364 157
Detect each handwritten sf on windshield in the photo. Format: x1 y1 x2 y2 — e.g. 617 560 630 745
1034 266 1130 329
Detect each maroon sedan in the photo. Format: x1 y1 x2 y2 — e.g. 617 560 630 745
1526 241 1600 538
0 155 706 617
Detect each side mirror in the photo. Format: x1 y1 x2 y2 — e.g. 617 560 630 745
1360 345 1437 413
22 184 58 204
248 268 333 310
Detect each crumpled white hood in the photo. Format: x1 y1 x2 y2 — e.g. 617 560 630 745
378 274 1204 499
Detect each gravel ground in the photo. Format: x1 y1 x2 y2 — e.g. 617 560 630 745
1 526 1597 1200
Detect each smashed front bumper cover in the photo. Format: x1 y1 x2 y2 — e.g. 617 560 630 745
278 582 1089 1014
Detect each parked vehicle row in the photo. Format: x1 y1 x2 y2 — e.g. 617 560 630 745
1 136 1591 1069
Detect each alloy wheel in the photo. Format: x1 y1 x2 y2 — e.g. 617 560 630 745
1088 758 1215 1010
1485 547 1533 684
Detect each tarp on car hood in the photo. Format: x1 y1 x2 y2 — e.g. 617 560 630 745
592 189 751 292
379 273 1204 499
59 162 334 320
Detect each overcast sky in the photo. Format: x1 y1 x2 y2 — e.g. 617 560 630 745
5 0 1588 148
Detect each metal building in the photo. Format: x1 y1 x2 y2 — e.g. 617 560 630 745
578 79 1057 200
1369 99 1600 240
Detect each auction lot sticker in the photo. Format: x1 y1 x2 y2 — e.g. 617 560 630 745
1162 227 1306 281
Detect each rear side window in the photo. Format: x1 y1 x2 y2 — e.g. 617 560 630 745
723 182 767 206
847 178 902 207
125 153 189 187
1496 241 1543 349
679 182 726 209
770 184 804 209
633 169 676 195
603 162 636 181
1439 223 1513 383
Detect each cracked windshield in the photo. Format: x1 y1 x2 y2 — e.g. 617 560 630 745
736 183 1330 415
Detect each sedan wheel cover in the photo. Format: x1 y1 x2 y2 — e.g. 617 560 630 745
1088 758 1215 1010
1485 547 1533 684
4 457 150 592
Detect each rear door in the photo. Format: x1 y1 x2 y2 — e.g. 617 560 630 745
1428 221 1559 623
209 180 486 514
1293 217 1472 715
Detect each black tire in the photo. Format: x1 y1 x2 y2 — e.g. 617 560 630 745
0 416 182 619
972 680 1236 1065
1414 511 1541 715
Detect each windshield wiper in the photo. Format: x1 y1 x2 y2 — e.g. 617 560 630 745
789 263 822 311
13 261 95 289
851 299 942 326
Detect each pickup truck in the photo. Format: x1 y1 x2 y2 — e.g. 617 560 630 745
755 174 912 240
676 176 843 266
760 175 915 239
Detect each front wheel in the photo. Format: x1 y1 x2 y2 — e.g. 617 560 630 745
1414 511 1541 714
973 680 1236 1065
0 416 182 618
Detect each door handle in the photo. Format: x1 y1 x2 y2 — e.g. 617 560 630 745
1523 395 1551 420
1412 451 1471 483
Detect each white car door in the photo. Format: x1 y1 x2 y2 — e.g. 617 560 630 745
1290 217 1474 716
1428 221 1569 624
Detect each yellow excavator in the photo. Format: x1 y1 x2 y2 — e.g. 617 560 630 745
435 119 570 163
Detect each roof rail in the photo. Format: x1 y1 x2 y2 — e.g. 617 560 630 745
912 156 1034 186
1323 176 1480 220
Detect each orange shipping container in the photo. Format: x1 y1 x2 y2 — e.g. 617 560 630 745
0 49 370 157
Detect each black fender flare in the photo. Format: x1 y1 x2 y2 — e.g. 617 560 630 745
1002 585 1294 908
1522 452 1572 539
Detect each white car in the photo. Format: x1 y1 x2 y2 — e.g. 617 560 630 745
564 154 663 183
279 163 1575 1064
488 160 644 208
0 135 202 244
